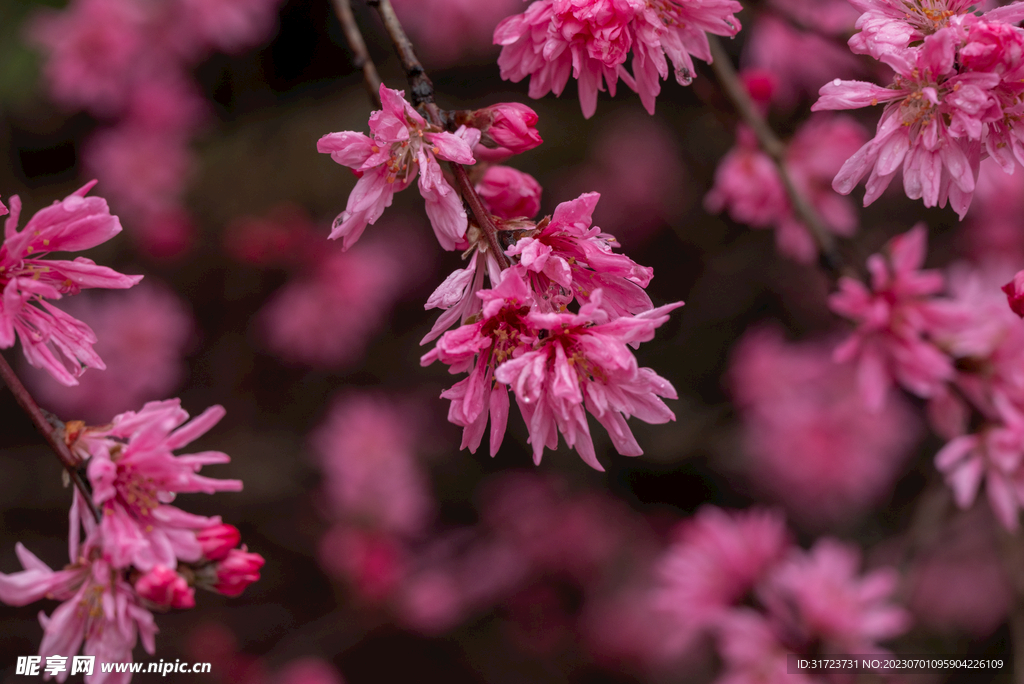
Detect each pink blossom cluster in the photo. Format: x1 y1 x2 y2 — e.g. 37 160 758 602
493 0 743 117
729 326 920 527
0 184 141 387
830 224 1024 530
0 399 261 680
655 507 910 677
319 86 681 469
813 0 1024 217
28 0 284 257
706 114 868 263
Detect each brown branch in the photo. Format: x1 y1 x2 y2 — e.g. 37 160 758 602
330 0 383 108
363 0 510 269
0 353 101 522
707 35 844 279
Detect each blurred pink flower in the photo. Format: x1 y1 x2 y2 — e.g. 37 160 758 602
311 394 432 535
171 0 284 55
963 159 1024 264
25 282 196 423
319 525 407 602
706 115 867 263
390 0 522 66
0 183 142 386
275 658 345 684
256 239 407 368
760 539 910 653
830 225 959 410
134 565 195 609
729 326 920 526
28 0 148 115
656 507 789 655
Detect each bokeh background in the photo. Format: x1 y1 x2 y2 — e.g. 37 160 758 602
0 0 1014 682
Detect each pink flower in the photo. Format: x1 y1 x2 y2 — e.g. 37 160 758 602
0 534 157 682
318 525 407 602
73 399 243 571
196 524 242 562
760 539 910 653
275 657 346 684
256 237 410 368
171 0 284 55
389 0 524 67
729 327 920 527
813 27 988 217
134 565 195 609
494 0 742 117
493 293 682 470
714 610 815 684
655 507 789 655
311 394 433 534
24 282 196 423
470 103 543 154
829 225 958 410
317 84 479 250
0 183 142 386
1003 268 1024 317
27 0 148 115
476 166 543 220
507 192 654 317
206 547 264 598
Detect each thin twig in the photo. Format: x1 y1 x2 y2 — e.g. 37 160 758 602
364 0 511 269
0 353 101 522
707 35 844 278
330 0 383 108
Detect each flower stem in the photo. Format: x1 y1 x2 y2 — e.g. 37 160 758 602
330 0 383 108
706 35 844 279
361 0 511 269
0 353 101 522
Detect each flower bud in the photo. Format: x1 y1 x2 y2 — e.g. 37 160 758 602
475 103 542 154
213 546 265 597
476 166 542 220
197 523 242 561
135 565 195 609
1003 270 1024 317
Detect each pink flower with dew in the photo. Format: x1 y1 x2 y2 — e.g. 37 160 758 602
935 393 1024 530
494 0 742 117
829 224 958 411
0 532 157 684
492 291 681 470
312 394 433 534
171 0 284 55
476 166 543 220
507 192 654 317
134 565 195 609
422 268 537 457
847 0 1024 61
317 84 479 250
84 124 193 220
729 327 920 527
27 0 148 115
25 282 196 424
759 539 910 654
72 399 243 571
0 182 142 386
256 240 406 368
813 27 991 218
420 249 503 345
390 0 523 67
655 507 789 656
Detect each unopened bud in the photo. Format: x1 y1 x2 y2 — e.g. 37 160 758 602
476 166 543 220
474 103 542 154
1003 270 1024 317
213 547 265 597
135 565 195 609
197 523 241 561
